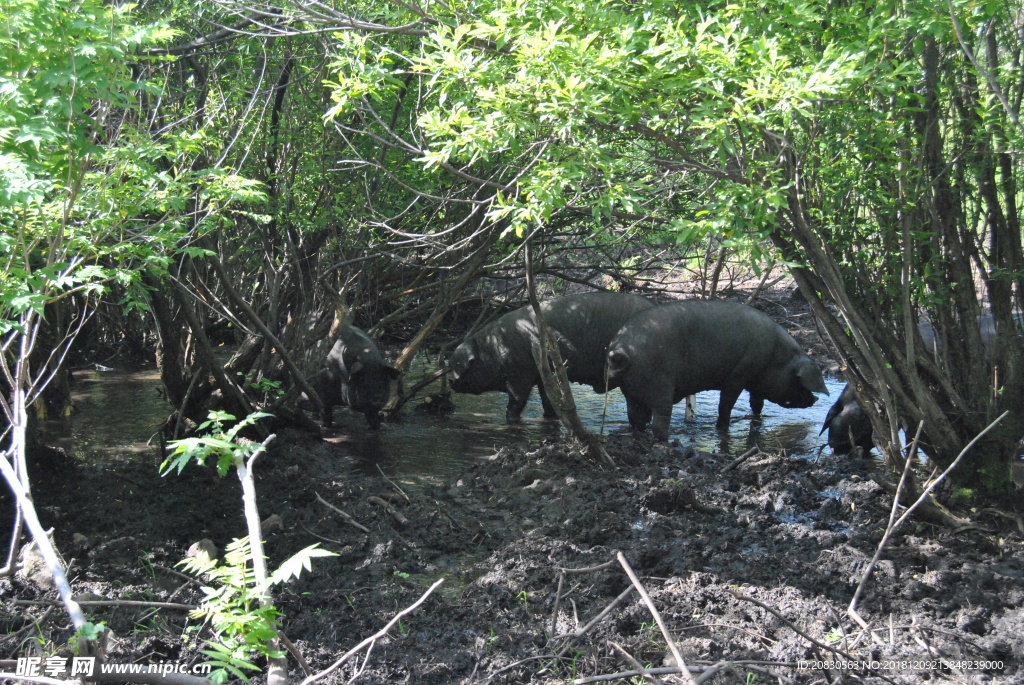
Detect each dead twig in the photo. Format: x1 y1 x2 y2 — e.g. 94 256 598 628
0 455 89 637
728 591 859 664
298 578 444 685
299 524 344 546
574 667 693 684
153 563 204 587
12 599 195 611
368 496 408 525
0 673 69 685
607 641 667 685
848 412 1008 632
549 585 636 656
390 367 448 412
0 605 54 646
315 492 371 533
524 239 615 467
572 661 799 684
692 663 727 684
549 570 565 640
616 552 697 685
477 655 561 684
675 620 776 645
276 630 313 676
695 661 795 684
980 507 1024 536
723 446 760 472
549 558 620 639
376 464 411 503
558 559 619 573
851 421 924 643
731 590 899 684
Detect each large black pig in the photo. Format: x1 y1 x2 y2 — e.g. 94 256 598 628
309 324 400 429
606 300 828 440
448 292 654 421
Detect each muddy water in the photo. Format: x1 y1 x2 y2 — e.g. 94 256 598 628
44 364 847 481
40 366 169 462
346 373 849 480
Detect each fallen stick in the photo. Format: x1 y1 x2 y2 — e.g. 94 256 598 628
477 655 559 684
12 599 195 611
692 662 726 685
850 422 923 644
848 412 1008 634
607 640 667 685
573 661 800 685
723 446 760 472
729 590 864 667
550 558 620 638
0 674 67 685
298 578 444 685
276 629 312 676
376 464 411 503
368 496 409 525
558 559 619 573
153 563 203 587
551 585 635 654
549 571 565 640
314 492 370 533
695 662 796 684
676 619 776 644
0 667 213 685
574 667 688 684
299 523 343 546
616 552 697 685
3 606 55 644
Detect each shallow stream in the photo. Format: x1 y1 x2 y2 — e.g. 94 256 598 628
41 363 848 482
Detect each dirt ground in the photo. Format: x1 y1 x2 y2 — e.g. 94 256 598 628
3 417 1022 684
2 289 1023 684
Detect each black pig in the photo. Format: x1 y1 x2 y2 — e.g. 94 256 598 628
448 292 654 421
309 324 400 429
819 383 873 453
606 300 828 440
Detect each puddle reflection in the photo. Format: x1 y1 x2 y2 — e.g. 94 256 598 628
42 365 848 482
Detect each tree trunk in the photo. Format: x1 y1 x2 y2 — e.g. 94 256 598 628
145 272 191 408
524 241 614 467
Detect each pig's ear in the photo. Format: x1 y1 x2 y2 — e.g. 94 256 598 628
797 360 828 395
459 346 478 369
607 349 630 372
820 401 842 436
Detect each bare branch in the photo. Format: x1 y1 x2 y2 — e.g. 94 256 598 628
299 578 445 685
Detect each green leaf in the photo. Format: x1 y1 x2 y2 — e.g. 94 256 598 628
268 545 339 586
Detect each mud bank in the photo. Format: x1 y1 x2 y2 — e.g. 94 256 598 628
3 426 1021 684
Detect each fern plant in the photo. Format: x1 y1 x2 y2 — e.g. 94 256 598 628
180 538 334 683
165 411 335 683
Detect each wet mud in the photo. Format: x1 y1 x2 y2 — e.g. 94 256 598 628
3 424 1022 684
